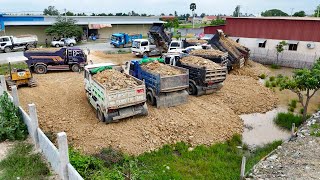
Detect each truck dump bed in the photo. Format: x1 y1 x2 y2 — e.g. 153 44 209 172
149 23 172 52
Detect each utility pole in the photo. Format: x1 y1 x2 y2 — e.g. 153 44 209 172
64 8 67 21
290 8 294 17
192 11 195 28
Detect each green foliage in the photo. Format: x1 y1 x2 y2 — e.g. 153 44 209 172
277 74 284 79
314 5 320 17
271 81 277 87
261 9 289 17
274 112 303 130
0 142 50 179
96 147 125 167
259 73 266 79
210 19 226 26
300 108 304 114
0 92 28 142
288 106 295 112
310 124 320 137
233 5 241 17
163 18 180 29
289 99 298 109
45 16 83 39
293 11 306 17
269 76 275 81
0 62 28 75
43 6 59 16
265 80 271 88
270 64 281 69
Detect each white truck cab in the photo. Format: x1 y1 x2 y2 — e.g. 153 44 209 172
0 35 38 53
131 39 161 57
168 40 208 53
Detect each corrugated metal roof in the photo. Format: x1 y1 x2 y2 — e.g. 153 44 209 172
228 17 320 21
3 15 164 26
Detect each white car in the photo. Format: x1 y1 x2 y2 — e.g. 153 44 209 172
51 38 76 47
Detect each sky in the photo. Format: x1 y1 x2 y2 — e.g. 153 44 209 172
0 0 318 16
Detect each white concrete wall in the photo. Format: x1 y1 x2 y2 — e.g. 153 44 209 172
234 37 319 68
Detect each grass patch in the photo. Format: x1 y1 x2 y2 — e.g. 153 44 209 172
270 64 281 69
265 80 270 88
289 99 298 109
70 135 281 179
310 124 320 137
0 142 50 179
269 76 275 81
274 112 303 130
0 63 29 75
259 74 266 79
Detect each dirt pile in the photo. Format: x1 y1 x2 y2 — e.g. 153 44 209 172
89 51 136 64
18 72 243 155
27 48 60 52
181 56 221 69
231 60 271 79
93 69 138 90
186 39 207 44
141 61 182 76
212 75 278 115
190 49 226 57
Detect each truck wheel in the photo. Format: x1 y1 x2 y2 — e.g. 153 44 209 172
146 91 156 106
55 44 60 48
69 43 74 47
187 82 197 95
97 108 105 122
34 64 47 74
4 47 11 53
71 64 80 72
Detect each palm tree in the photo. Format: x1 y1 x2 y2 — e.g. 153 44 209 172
190 3 196 28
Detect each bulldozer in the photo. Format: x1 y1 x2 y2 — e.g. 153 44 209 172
1 56 37 90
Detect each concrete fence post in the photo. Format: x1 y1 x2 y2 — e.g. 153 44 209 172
0 75 7 94
58 132 69 180
240 156 246 180
11 86 19 106
291 123 296 137
28 103 39 146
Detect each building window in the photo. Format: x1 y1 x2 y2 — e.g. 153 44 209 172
258 41 266 48
288 44 298 51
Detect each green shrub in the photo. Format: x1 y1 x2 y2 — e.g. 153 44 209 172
310 124 320 137
259 74 266 79
289 99 297 109
269 76 275 82
277 74 284 79
265 81 270 88
271 81 277 87
288 107 295 112
299 108 304 114
274 112 303 130
0 92 28 142
270 64 281 69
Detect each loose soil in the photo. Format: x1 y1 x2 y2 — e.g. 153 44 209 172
190 49 226 57
93 69 138 90
231 60 271 80
89 51 136 65
141 61 182 76
181 56 222 69
186 39 207 44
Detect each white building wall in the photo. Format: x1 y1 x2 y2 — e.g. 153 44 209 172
233 37 319 68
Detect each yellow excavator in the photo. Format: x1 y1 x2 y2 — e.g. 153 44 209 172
1 57 37 90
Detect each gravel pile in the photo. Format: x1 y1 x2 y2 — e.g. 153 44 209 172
186 39 207 44
93 69 138 90
141 61 182 76
231 60 271 80
190 49 226 57
181 56 222 69
249 112 320 179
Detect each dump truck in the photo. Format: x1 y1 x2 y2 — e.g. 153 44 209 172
131 23 171 57
208 30 249 69
124 58 189 107
24 47 87 74
110 33 142 48
84 63 148 123
189 49 231 71
0 35 38 53
168 39 206 53
162 53 227 96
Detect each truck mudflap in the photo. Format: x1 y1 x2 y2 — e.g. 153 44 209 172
196 83 223 96
155 90 188 108
106 103 148 122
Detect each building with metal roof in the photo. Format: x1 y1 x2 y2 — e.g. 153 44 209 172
0 15 164 43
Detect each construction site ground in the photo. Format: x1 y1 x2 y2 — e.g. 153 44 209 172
18 51 280 155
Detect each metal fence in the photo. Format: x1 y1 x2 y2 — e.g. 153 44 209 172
250 48 318 68
0 75 83 180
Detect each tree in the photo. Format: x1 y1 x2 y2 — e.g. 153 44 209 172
314 4 320 17
276 41 288 63
62 11 74 16
161 13 165 16
293 11 306 17
45 16 83 40
141 13 147 16
233 5 240 17
97 13 107 16
164 18 179 29
76 13 87 16
210 19 226 26
280 60 320 121
174 11 178 17
261 9 288 16
107 13 114 16
200 13 206 18
43 6 59 16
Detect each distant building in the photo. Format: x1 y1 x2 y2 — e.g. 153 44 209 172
202 16 217 24
224 17 320 68
0 15 164 43
160 16 176 21
188 17 203 24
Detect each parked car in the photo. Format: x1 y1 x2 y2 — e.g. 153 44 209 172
51 38 76 47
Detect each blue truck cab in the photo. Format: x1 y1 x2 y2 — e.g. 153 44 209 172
124 58 189 108
24 47 87 74
110 33 142 48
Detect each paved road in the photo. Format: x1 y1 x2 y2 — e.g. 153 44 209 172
0 41 131 63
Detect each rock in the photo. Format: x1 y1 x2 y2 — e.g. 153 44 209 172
267 154 278 161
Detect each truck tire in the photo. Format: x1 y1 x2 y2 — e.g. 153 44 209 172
146 91 156 106
96 108 105 122
71 64 80 72
69 43 74 47
55 44 60 48
4 47 11 53
187 82 197 95
34 64 47 74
